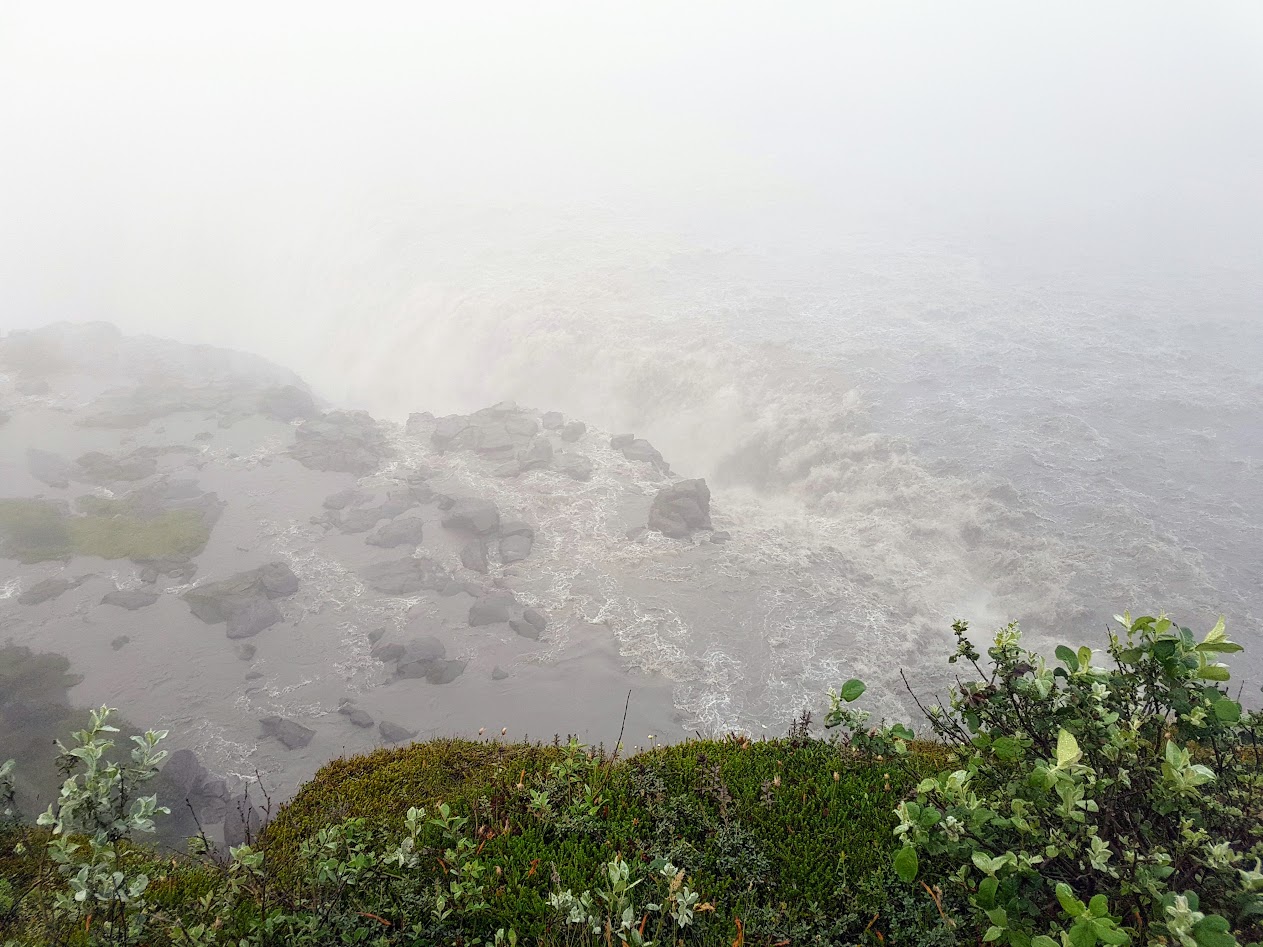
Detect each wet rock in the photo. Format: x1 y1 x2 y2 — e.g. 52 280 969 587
141 557 198 582
101 589 159 610
505 416 538 437
366 515 426 548
236 643 256 661
338 702 376 728
324 488 370 511
258 385 316 422
372 641 405 662
337 506 386 533
460 539 489 573
555 453 593 481
394 636 447 678
289 410 389 476
620 438 669 472
561 420 587 442
379 720 417 744
26 448 73 488
493 461 524 478
161 749 209 795
193 431 213 442
500 520 535 539
259 716 315 750
111 635 130 650
491 665 510 680
18 576 86 606
367 627 386 643
518 437 553 471
510 618 541 640
360 556 449 595
469 598 512 626
648 479 712 538
223 795 265 847
139 566 159 584
541 411 565 430
610 433 635 449
498 533 533 563
245 670 263 681
75 450 157 483
625 527 648 542
710 530 732 543
441 498 500 535
441 580 479 597
182 562 299 638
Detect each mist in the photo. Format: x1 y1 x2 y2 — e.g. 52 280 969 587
2 2 1262 822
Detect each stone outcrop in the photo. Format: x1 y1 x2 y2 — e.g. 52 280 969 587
359 556 449 595
441 498 500 535
648 479 712 539
182 562 300 638
289 410 389 475
259 716 315 750
101 589 160 610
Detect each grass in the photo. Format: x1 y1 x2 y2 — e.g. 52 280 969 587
0 498 210 562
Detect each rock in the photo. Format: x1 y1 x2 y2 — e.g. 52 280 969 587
541 411 565 430
337 506 386 533
498 533 533 563
367 627 386 643
245 670 263 680
505 416 539 437
258 385 316 422
323 488 369 511
161 749 209 794
469 598 512 626
620 438 669 472
139 566 159 584
427 659 467 684
289 410 389 476
522 607 548 632
101 589 159 610
111 635 130 650
610 433 635 449
441 498 500 535
625 527 648 541
441 580 479 597
510 618 541 640
710 530 732 543
561 420 587 442
648 479 712 538
493 461 523 478
394 636 447 678
379 721 417 744
26 448 73 488
223 794 265 847
500 520 535 539
74 450 157 483
491 665 510 680
360 556 449 595
193 431 213 442
259 716 315 750
460 540 489 574
236 643 256 661
555 453 593 481
431 416 472 449
366 515 426 548
19 575 90 606
181 562 299 637
347 707 375 728
518 437 553 470
372 642 405 662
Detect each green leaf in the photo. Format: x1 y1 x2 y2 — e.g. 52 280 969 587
1197 664 1231 682
1055 645 1079 670
839 679 866 702
993 736 1023 762
1190 914 1235 947
1212 700 1241 723
977 876 999 908
1056 882 1086 918
1055 729 1082 769
893 844 918 883
983 925 1005 942
1032 938 1060 947
1092 920 1130 945
1088 894 1109 918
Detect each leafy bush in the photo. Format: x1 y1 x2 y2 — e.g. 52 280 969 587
837 614 1263 946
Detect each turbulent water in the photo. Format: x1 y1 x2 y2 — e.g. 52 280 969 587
199 217 1261 724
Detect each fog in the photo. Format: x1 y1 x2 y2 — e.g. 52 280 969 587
2 3 1262 816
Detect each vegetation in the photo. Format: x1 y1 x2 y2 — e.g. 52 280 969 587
0 498 209 563
0 612 1258 946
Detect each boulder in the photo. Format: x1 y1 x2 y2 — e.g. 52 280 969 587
561 420 587 442
337 506 386 533
394 636 447 678
460 540 489 574
379 720 417 744
555 453 593 482
258 562 300 596
323 488 370 511
160 749 209 795
26 448 73 488
366 515 426 548
259 716 315 750
18 576 86 606
510 618 541 640
620 438 669 472
74 450 157 483
500 521 535 539
710 530 732 544
405 411 434 436
111 635 130 650
441 498 500 535
139 566 159 584
493 461 523 478
226 597 283 639
505 416 539 437
469 598 512 626
289 410 389 476
499 533 533 563
346 707 375 728
223 795 265 847
648 479 712 538
360 556 449 595
541 411 565 430
372 642 405 663
610 433 635 449
181 562 299 637
491 665 510 680
101 589 159 610
518 437 553 470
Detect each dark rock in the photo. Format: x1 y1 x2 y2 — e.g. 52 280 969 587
26 448 72 488
491 665 510 680
394 636 447 678
75 450 157 483
323 488 370 511
289 410 389 476
18 576 85 606
460 540 489 574
236 643 256 661
441 498 500 535
610 433 635 449
710 530 732 543
366 515 426 548
493 461 523 478
469 598 512 626
560 420 587 442
541 411 565 430
161 749 209 795
431 416 472 450
347 707 375 728
244 670 263 681
111 635 130 650
101 589 159 610
223 795 265 847
193 431 213 442
226 597 283 639
498 533 533 563
648 479 712 538
500 520 535 539
258 385 316 422
625 527 648 541
620 438 669 472
372 642 405 663
367 627 386 643
510 619 541 640
182 562 299 637
555 453 593 481
139 566 159 584
337 506 386 533
433 493 456 511
360 556 449 595
440 580 479 597
379 721 417 744
522 607 548 633
518 437 553 470
259 716 315 750
258 562 299 596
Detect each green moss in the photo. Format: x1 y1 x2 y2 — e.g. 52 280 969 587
0 498 210 562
